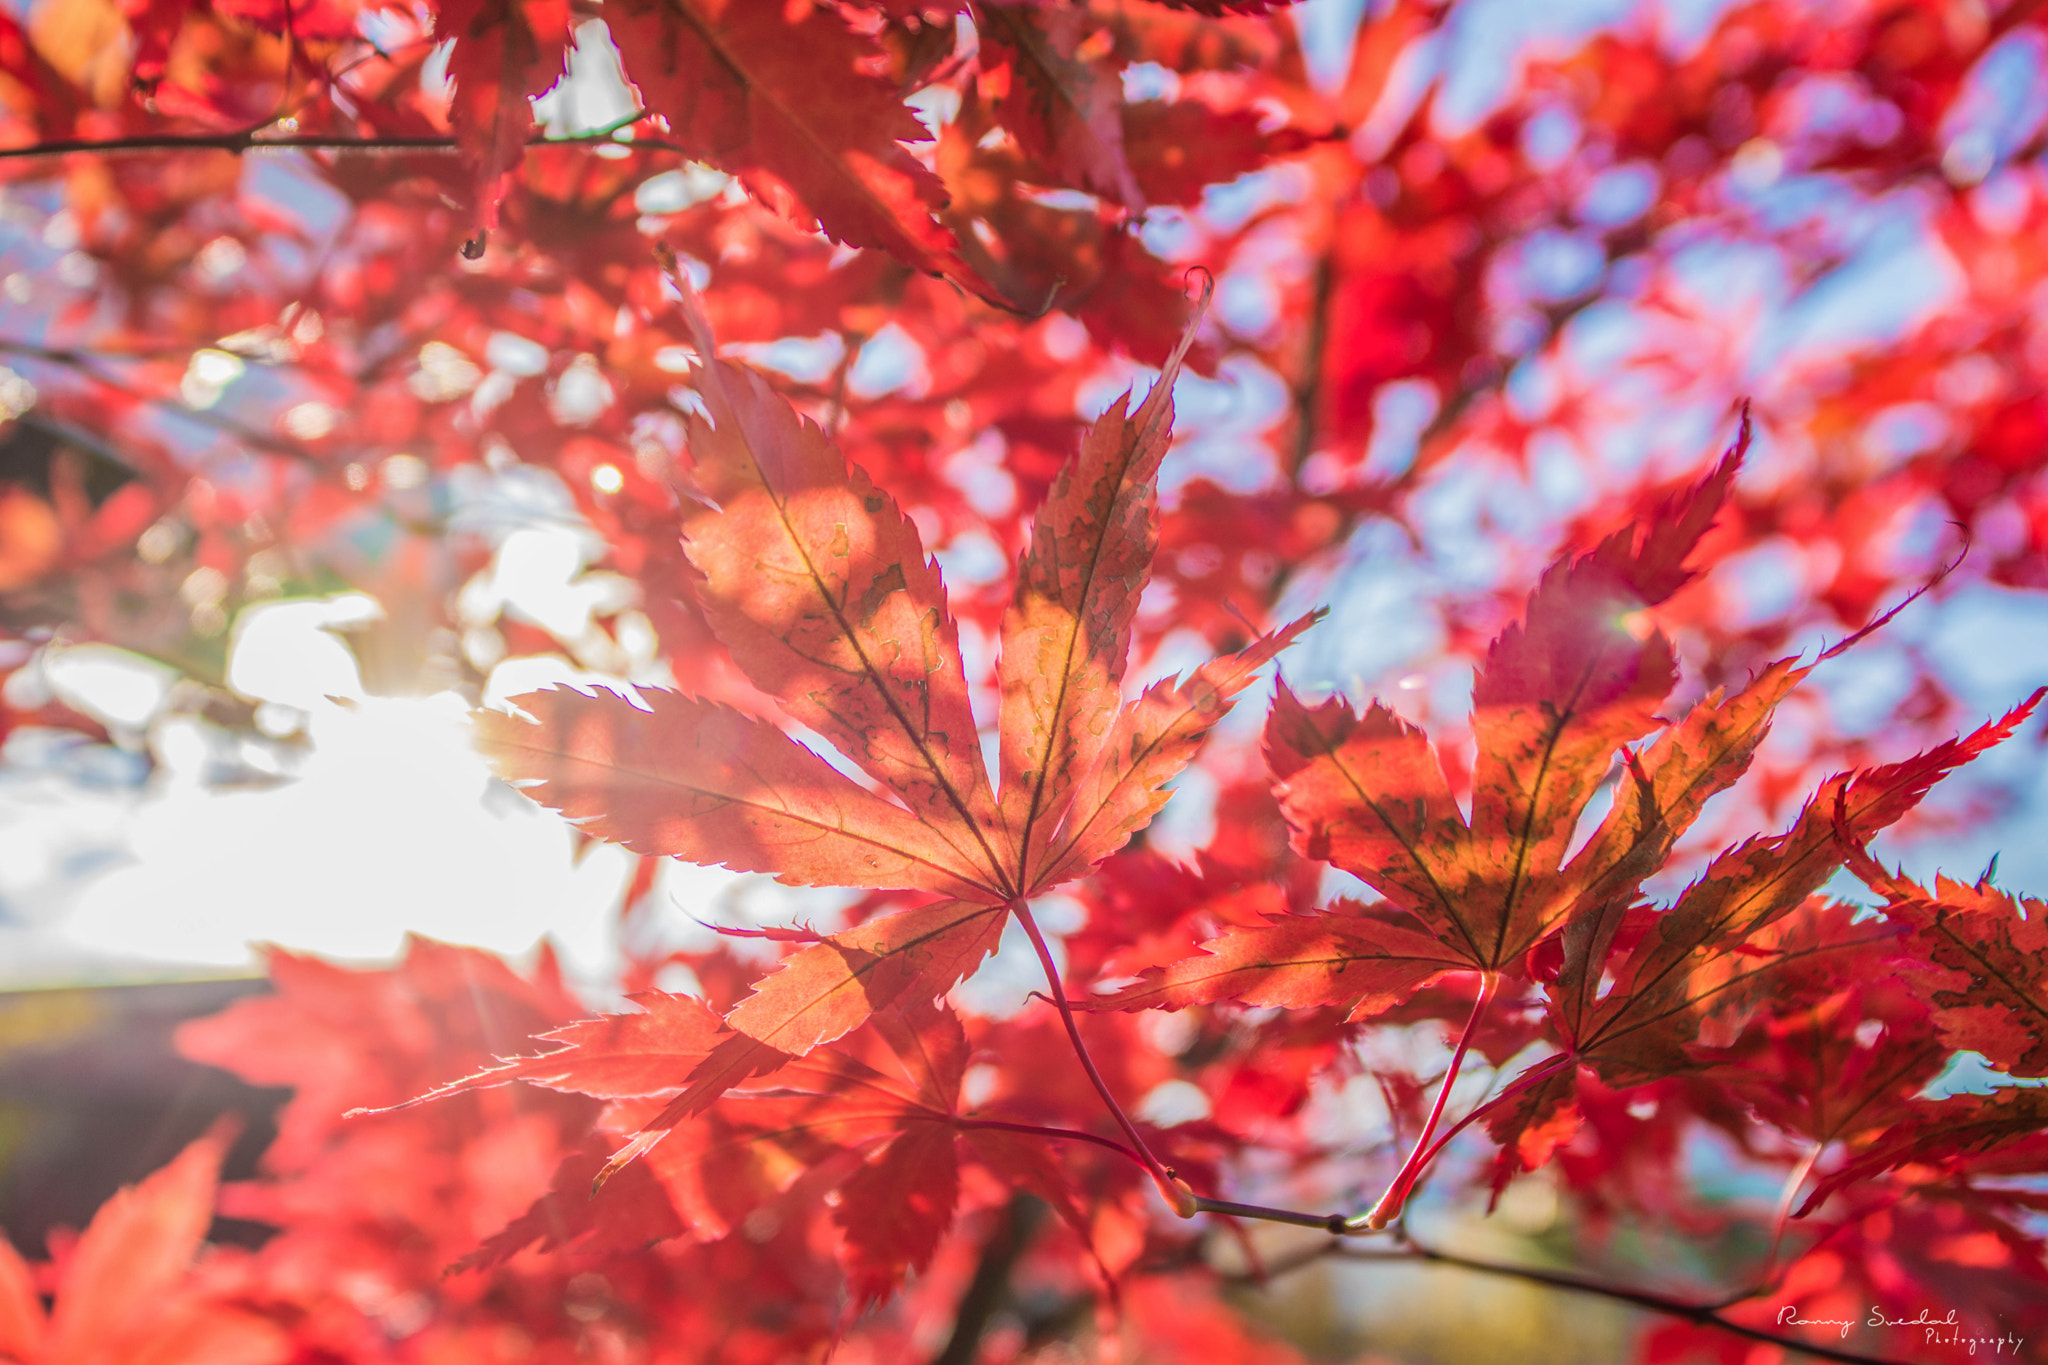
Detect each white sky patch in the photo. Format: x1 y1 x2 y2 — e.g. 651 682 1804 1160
1135 1078 1212 1127
846 325 930 400
1291 0 1370 92
533 19 639 137
57 690 629 978
461 525 630 641
551 353 615 426
635 165 730 215
227 594 382 712
34 644 179 736
948 914 1049 1020
950 895 1084 1020
486 330 550 377
0 555 698 989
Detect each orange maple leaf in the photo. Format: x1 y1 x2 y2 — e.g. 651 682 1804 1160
471 262 1315 1182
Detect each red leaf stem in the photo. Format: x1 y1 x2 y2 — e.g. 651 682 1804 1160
1359 971 1500 1229
1015 901 1197 1216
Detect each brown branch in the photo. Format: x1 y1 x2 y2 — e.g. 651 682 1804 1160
929 1198 1043 1365
0 339 323 466
1229 1237 1914 1365
0 110 668 162
823 329 864 432
1190 1195 1350 1233
1286 250 1335 479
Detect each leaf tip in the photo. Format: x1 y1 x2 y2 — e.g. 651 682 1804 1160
591 1129 665 1196
653 242 719 373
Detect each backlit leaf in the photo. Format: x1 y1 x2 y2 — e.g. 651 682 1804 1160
1852 862 2048 1079
670 283 1014 898
605 0 997 299
477 685 1001 899
439 0 571 231
997 290 1203 886
1036 611 1320 890
1092 899 1469 1019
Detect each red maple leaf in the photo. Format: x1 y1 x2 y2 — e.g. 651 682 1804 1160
0 1127 288 1365
463 261 1312 1227
604 0 1004 303
438 0 572 233
1840 855 2048 1079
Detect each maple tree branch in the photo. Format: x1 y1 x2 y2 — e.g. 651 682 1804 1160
1218 1234 1911 1365
1189 1195 1350 1233
930 1197 1043 1365
1118 1017 1574 1243
1315 1240 1916 1365
1019 1018 1578 1243
1013 902 1193 1214
0 338 325 467
1256 245 1609 628
1355 970 1499 1230
1286 251 1335 479
0 111 667 162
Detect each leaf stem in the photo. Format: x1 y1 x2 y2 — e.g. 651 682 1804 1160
1354 971 1499 1230
1003 930 1523 1238
1748 1140 1825 1293
1408 1049 1574 1179
1013 902 1194 1215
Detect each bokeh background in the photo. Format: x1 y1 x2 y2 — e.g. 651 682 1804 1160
2 0 2047 1359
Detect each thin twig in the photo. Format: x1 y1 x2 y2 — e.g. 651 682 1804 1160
1316 1239 1916 1365
0 111 666 162
1004 945 1555 1236
0 339 323 466
823 330 864 432
1012 905 1397 1234
1191 1195 1349 1233
1222 1236 1911 1365
1286 251 1334 479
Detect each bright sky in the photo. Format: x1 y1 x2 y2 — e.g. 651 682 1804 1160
0 609 620 988
0 451 749 992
